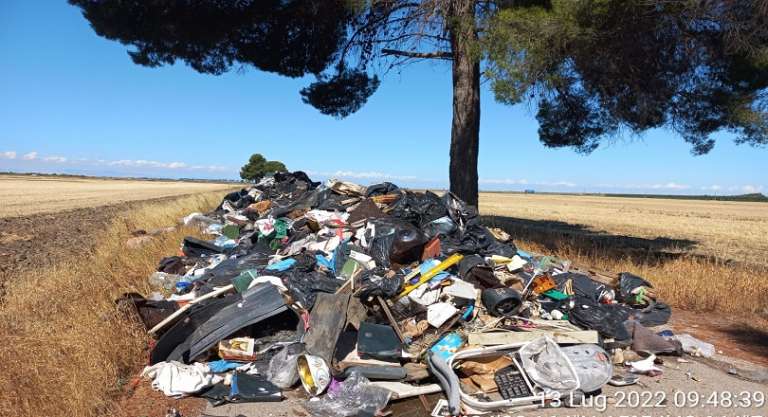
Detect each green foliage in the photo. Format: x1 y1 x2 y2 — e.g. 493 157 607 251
70 0 768 156
300 69 380 118
239 154 287 182
483 0 768 154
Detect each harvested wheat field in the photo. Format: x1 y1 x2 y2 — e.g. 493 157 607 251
478 192 768 318
0 174 237 217
0 191 227 417
480 192 768 266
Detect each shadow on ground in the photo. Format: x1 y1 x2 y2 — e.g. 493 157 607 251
481 214 701 266
721 325 768 359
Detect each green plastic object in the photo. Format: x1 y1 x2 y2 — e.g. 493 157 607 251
340 258 362 280
232 269 257 293
543 289 568 300
222 224 240 239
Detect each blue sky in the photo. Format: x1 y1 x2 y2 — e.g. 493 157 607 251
0 1 765 195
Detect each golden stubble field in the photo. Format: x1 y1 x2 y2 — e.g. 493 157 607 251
0 174 238 218
478 192 768 319
0 182 766 417
479 192 768 266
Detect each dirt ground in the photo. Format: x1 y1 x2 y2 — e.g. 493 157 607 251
0 174 236 217
0 195 220 296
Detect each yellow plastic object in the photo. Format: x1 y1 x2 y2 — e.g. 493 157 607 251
489 255 512 264
396 253 464 299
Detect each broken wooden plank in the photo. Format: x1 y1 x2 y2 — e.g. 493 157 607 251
369 382 443 399
467 330 598 346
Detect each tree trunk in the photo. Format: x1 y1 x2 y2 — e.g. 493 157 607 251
448 0 480 207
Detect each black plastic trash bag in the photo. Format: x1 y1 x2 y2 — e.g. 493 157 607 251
182 236 224 257
617 272 653 303
199 372 282 405
356 269 403 299
199 251 272 287
366 218 427 268
569 297 631 341
421 216 457 239
274 170 319 189
553 272 609 303
440 224 516 258
365 182 399 197
458 255 501 289
157 256 188 275
279 270 343 309
626 301 672 327
442 191 478 230
389 191 447 227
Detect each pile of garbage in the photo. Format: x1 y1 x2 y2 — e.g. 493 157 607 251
122 171 715 416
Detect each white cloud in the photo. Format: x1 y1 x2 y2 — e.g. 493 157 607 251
620 182 691 190
479 179 576 188
308 170 419 182
1 151 17 159
110 159 184 169
540 181 577 187
740 184 764 193
700 185 722 191
107 159 229 172
42 156 67 163
22 152 37 160
648 182 690 190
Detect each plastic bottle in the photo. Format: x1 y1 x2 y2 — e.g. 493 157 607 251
148 272 184 291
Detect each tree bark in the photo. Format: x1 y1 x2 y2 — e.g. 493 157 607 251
448 0 480 207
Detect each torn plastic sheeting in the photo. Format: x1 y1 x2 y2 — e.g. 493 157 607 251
303 370 391 417
182 236 225 257
196 251 272 288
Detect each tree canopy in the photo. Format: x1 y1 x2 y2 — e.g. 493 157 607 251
70 0 768 204
240 154 287 182
484 1 768 155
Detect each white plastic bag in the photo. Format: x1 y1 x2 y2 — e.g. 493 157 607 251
674 334 715 358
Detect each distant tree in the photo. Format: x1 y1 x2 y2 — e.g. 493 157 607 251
70 0 768 206
240 154 287 182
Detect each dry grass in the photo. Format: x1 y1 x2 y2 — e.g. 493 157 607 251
481 193 768 319
1 188 765 417
0 174 236 218
0 191 225 417
479 193 768 266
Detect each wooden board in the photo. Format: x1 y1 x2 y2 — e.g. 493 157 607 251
467 330 598 346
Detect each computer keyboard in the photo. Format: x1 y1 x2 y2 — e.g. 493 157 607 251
494 365 532 399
